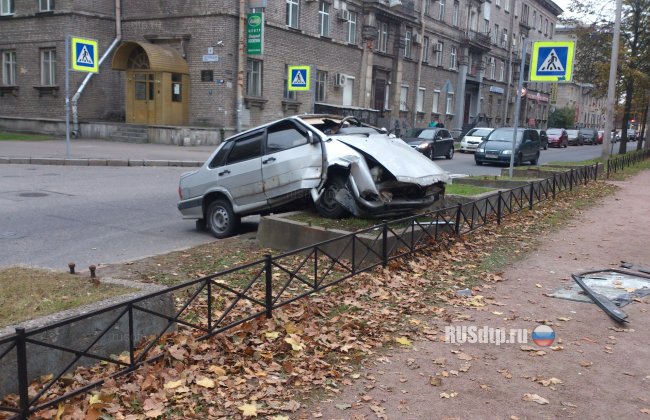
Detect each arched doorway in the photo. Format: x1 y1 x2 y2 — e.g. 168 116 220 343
112 41 189 125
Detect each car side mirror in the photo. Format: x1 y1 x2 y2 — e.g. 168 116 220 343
308 131 319 144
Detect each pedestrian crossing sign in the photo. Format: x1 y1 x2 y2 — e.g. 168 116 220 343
71 37 99 73
288 66 310 91
530 41 574 82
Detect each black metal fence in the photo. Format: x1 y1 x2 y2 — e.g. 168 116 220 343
0 157 645 418
607 149 650 178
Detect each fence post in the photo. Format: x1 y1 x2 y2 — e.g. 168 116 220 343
497 191 502 225
552 173 557 199
206 281 212 332
381 221 388 268
128 304 135 367
16 327 30 418
264 254 273 319
607 159 611 179
529 183 534 210
569 169 574 191
593 163 598 181
584 167 588 186
455 203 462 235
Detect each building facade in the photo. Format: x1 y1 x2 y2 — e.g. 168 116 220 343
0 0 562 142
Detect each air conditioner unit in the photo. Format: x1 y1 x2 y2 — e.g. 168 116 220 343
412 33 421 44
335 73 347 87
338 9 350 21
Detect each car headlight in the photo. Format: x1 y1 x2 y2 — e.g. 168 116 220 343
416 142 429 149
502 150 512 155
477 147 484 153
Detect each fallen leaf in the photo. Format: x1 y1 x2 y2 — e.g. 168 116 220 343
535 284 543 288
440 391 458 398
196 377 215 388
457 352 473 361
271 417 290 420
539 377 563 387
523 393 549 405
579 360 593 368
163 379 184 389
640 408 650 414
429 376 442 386
285 334 306 351
335 403 352 410
557 317 572 321
208 365 226 376
492 311 504 315
265 331 280 340
395 337 412 346
238 403 258 417
88 393 102 406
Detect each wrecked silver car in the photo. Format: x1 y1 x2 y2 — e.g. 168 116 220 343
177 115 449 238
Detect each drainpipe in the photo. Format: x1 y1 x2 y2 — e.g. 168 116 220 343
236 0 246 133
71 0 122 137
412 1 426 127
502 0 515 127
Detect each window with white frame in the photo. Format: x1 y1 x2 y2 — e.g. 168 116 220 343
482 19 490 34
544 18 548 35
39 0 54 12
435 42 443 66
422 36 429 63
432 90 440 113
319 2 330 37
283 64 296 100
489 57 495 79
504 0 509 12
2 50 16 85
493 24 499 44
1 0 14 15
539 15 542 32
424 0 431 15
550 23 554 37
347 11 357 44
416 87 425 112
438 0 445 20
286 0 299 29
378 22 388 53
446 92 454 114
40 49 56 86
404 29 412 59
532 11 537 28
495 0 500 7
501 28 508 48
246 58 262 97
315 70 327 102
400 85 408 111
449 46 457 69
499 60 505 81
384 83 391 110
452 1 459 26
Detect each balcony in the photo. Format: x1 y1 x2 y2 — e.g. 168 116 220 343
462 30 492 53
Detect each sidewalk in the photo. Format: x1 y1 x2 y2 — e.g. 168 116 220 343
309 170 650 419
0 139 215 167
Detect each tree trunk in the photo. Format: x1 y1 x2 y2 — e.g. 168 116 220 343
639 95 649 151
618 79 634 155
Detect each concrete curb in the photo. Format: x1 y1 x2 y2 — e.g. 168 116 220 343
0 157 204 167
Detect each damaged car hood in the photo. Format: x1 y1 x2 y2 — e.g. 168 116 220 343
330 134 450 186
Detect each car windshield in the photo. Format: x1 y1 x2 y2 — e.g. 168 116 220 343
467 128 493 137
404 128 436 140
487 129 523 142
567 130 579 136
547 129 563 135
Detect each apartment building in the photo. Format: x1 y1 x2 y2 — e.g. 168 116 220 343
0 0 562 142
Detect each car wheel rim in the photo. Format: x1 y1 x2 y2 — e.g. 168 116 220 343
210 207 229 233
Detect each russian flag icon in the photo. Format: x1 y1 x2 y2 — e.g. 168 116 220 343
532 325 555 347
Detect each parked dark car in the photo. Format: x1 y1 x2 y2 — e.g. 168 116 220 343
579 128 598 145
567 129 582 146
475 127 541 166
402 127 455 160
536 129 549 150
546 128 569 148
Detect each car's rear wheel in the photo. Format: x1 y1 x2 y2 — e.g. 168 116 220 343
543 142 548 150
315 176 352 219
515 153 523 166
446 146 454 159
206 199 240 239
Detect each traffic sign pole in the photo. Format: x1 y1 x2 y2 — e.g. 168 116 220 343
65 34 71 158
509 38 529 178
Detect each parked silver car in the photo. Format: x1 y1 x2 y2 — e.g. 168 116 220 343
178 115 450 238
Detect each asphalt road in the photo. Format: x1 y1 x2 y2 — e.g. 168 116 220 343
0 141 631 271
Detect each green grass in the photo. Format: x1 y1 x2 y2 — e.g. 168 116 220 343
0 267 135 327
445 183 495 196
0 131 56 141
545 158 603 166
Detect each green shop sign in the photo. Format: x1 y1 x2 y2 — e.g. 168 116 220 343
247 12 264 55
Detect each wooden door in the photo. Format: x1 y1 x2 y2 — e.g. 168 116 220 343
132 72 156 124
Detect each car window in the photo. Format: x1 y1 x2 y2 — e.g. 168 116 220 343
487 129 522 142
266 120 309 154
416 129 437 140
208 141 234 169
468 128 492 137
226 133 263 164
547 129 563 135
440 130 451 138
529 130 539 141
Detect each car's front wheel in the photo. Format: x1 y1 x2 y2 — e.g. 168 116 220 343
206 199 240 239
531 151 540 165
315 176 352 219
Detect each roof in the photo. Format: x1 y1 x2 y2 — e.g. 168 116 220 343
111 41 189 74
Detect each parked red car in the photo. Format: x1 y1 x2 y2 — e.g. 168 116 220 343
597 131 604 144
546 128 569 148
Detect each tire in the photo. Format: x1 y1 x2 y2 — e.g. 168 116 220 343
206 199 240 239
531 151 540 166
426 147 435 160
543 142 548 150
514 153 522 166
475 160 483 166
445 146 454 160
315 176 352 219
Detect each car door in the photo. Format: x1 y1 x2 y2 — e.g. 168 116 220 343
261 119 323 205
435 129 453 156
217 130 266 209
527 130 540 159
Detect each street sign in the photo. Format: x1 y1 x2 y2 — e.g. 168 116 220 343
247 12 264 55
529 41 575 82
71 37 99 73
288 66 310 91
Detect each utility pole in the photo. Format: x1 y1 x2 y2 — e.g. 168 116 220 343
236 0 246 134
412 1 426 127
602 0 622 159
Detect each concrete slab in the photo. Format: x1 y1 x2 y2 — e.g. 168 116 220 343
64 159 90 166
88 159 108 166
